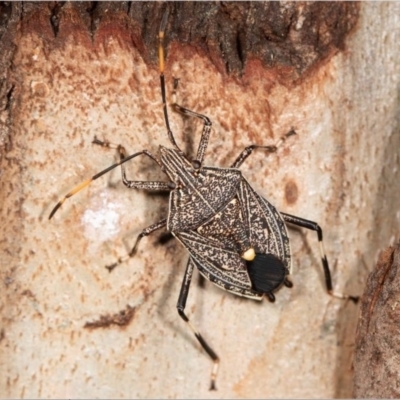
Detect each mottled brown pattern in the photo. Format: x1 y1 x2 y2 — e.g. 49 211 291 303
165 157 243 231
197 198 250 255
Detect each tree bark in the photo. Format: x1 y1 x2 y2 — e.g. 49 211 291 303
1 2 400 398
353 243 400 398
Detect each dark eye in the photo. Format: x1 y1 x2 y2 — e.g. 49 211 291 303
191 159 201 170
246 253 287 294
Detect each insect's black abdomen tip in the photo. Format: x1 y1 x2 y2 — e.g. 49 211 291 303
247 253 286 295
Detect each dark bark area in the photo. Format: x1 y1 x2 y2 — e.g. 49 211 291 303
353 243 400 398
0 2 20 155
0 1 359 157
126 1 359 76
21 1 359 76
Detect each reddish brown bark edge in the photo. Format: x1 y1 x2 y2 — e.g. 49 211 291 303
353 242 400 398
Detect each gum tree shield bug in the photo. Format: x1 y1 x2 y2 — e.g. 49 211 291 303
49 10 358 390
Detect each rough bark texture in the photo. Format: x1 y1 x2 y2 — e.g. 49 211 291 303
0 1 360 157
1 1 400 398
353 243 400 398
0 2 20 154
45 1 359 75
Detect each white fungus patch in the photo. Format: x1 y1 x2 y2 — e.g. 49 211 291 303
81 191 122 243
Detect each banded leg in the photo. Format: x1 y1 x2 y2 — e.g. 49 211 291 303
280 212 359 303
177 258 220 390
172 79 212 169
93 137 173 191
106 218 167 272
230 129 296 168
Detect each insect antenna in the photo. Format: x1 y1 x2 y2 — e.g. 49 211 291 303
48 151 146 219
158 9 182 153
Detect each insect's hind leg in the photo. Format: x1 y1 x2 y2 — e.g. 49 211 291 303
230 129 296 168
177 258 220 390
106 218 167 272
280 212 359 303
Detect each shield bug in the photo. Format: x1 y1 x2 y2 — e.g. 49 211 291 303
49 10 358 390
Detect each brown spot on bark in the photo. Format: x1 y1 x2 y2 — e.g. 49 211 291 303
284 180 298 205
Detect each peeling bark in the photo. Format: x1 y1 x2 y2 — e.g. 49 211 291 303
354 243 400 398
0 2 20 153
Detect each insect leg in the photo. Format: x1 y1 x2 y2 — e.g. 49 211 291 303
230 129 296 168
172 80 212 169
174 103 212 169
93 137 172 191
106 218 167 272
93 136 164 168
177 258 220 390
280 212 359 303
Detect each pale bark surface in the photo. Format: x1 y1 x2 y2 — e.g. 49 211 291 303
1 2 400 398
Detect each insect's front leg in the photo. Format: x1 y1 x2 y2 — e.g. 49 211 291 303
172 79 212 169
106 218 167 272
230 129 296 168
177 258 220 390
280 212 359 303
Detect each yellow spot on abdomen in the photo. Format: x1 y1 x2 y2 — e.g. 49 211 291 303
242 248 256 261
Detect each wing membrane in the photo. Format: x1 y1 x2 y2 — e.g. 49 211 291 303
239 179 292 273
176 231 263 299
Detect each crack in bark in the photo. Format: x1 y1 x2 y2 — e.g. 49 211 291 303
86 1 99 39
0 2 12 36
5 84 14 111
49 2 65 38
